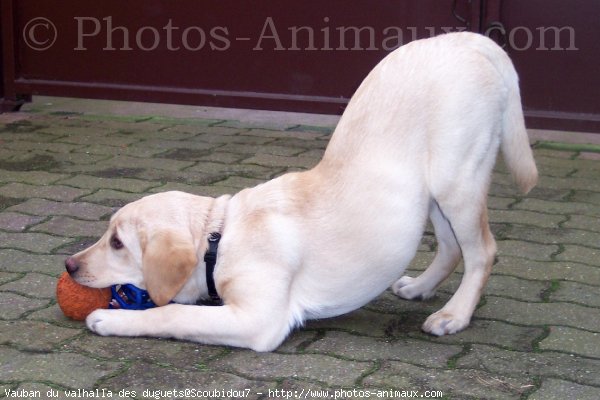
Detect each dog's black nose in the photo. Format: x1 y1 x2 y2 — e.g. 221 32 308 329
65 257 79 274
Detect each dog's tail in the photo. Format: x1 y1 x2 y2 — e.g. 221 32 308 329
500 72 538 194
476 35 538 194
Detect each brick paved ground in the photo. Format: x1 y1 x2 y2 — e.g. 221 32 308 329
1 98 599 399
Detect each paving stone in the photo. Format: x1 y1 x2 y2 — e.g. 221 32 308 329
74 143 167 158
490 172 514 188
241 128 326 140
579 152 600 161
10 383 72 400
0 249 66 275
0 212 45 231
276 330 320 353
562 214 600 233
514 198 600 217
145 125 215 138
477 296 600 332
505 225 600 248
494 256 600 285
217 119 298 131
440 274 548 302
0 271 20 285
556 245 600 266
58 133 141 147
87 118 173 132
67 334 226 371
572 168 600 179
488 209 564 228
0 232 73 253
530 378 600 400
0 182 90 201
363 360 533 399
458 344 600 386
571 190 600 205
0 170 69 185
128 168 221 186
195 125 246 136
29 216 107 237
271 137 330 150
194 132 275 145
196 151 247 164
496 240 558 261
0 320 81 351
0 347 122 389
76 155 195 173
79 189 145 207
183 161 276 181
0 272 58 298
539 327 600 358
6 198 113 220
213 176 266 190
365 289 451 317
536 164 576 178
0 292 50 319
307 307 423 338
537 175 600 193
211 351 372 387
219 142 307 157
410 319 544 352
533 148 578 159
275 379 340 400
39 124 113 136
297 148 326 159
0 131 62 142
550 281 600 306
526 186 574 202
53 237 99 256
57 174 158 192
52 150 112 165
27 303 85 328
305 331 462 367
0 148 20 160
287 124 334 135
242 154 319 169
487 195 517 214
534 154 592 169
139 138 223 152
3 142 86 158
104 362 271 400
147 183 235 197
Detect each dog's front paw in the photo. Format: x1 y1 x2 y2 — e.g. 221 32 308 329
392 276 436 301
86 309 131 337
422 310 469 336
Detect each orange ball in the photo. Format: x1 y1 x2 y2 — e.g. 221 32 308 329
56 272 112 321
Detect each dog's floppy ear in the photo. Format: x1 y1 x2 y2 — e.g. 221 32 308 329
142 229 198 306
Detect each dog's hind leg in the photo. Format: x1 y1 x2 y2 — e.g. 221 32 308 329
393 200 462 300
421 191 496 336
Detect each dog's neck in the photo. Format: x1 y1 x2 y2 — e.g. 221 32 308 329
170 194 231 305
204 194 231 237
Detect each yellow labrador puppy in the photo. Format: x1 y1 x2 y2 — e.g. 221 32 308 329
66 32 537 351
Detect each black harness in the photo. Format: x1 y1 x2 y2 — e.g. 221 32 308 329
199 232 224 306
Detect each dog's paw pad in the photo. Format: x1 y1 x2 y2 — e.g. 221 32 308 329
422 310 468 336
392 276 435 301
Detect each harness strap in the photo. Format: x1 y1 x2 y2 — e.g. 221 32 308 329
201 232 224 306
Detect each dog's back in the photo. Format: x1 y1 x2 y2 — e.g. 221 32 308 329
323 32 537 196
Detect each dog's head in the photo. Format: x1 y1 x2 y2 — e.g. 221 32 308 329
65 191 223 305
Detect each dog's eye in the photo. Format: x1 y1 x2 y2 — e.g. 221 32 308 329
110 234 124 250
